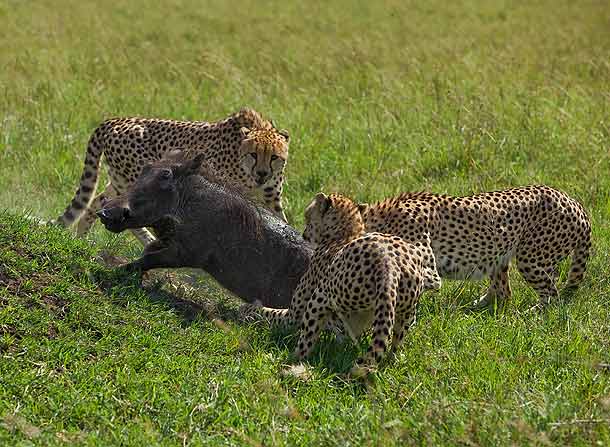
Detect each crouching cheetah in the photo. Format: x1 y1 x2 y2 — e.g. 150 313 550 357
244 193 441 367
358 185 592 310
54 108 290 244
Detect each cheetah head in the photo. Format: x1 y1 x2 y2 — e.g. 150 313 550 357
303 193 365 246
239 127 289 186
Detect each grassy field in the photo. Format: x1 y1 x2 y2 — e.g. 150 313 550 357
1 0 610 444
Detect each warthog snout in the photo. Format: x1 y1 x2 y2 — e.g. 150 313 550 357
96 206 131 229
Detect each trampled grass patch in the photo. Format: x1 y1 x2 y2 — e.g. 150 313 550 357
1 0 609 445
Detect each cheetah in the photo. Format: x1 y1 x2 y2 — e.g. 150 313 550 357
245 193 441 367
357 185 592 310
53 108 290 244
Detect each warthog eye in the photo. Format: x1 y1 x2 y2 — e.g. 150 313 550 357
271 154 279 161
249 152 257 160
160 169 172 179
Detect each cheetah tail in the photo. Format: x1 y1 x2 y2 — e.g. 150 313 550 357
54 125 104 228
566 225 592 289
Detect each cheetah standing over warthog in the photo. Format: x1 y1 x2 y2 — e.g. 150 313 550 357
53 108 290 244
245 193 441 367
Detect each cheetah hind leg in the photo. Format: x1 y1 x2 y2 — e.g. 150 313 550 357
470 265 511 312
389 299 418 358
518 262 559 312
354 281 398 369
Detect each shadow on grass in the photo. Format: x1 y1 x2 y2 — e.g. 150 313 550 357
93 251 242 327
261 322 389 379
94 261 374 385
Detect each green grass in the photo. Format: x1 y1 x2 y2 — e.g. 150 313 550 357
1 0 609 444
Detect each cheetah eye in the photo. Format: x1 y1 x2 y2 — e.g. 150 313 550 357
271 154 279 161
249 152 257 160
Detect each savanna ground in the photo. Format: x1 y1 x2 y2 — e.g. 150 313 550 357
1 0 610 445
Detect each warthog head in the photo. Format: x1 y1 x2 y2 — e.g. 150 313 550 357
97 151 205 233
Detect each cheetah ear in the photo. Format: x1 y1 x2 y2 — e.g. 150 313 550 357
314 192 330 214
279 129 290 142
357 202 369 215
240 127 251 138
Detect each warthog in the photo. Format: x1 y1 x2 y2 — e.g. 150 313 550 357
97 151 312 308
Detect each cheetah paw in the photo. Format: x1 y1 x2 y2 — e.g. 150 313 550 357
349 363 377 379
525 303 548 314
238 301 263 321
470 295 506 313
469 294 492 310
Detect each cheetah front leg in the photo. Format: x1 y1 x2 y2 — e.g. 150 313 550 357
470 265 511 311
275 206 288 223
295 289 330 360
262 182 287 222
78 183 156 246
267 198 287 223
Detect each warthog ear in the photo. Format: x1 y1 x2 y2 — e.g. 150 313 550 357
183 153 207 176
314 192 330 215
